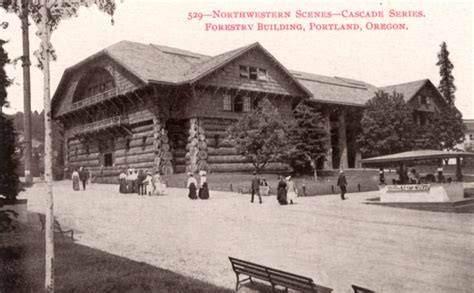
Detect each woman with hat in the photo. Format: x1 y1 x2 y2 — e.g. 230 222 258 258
187 172 198 199
198 170 209 199
277 175 288 205
286 176 297 204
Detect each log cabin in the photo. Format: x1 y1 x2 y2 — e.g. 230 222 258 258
51 41 448 182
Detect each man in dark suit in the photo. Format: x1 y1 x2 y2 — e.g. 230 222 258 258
250 172 262 204
337 169 347 200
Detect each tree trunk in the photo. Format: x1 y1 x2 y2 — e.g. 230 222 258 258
21 0 33 185
40 2 54 291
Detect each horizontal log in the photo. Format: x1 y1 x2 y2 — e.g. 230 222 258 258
207 147 240 156
115 154 155 165
207 155 247 164
173 149 186 157
131 123 154 133
115 148 156 157
70 153 100 161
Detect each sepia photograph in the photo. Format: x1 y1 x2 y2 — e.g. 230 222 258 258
0 0 473 292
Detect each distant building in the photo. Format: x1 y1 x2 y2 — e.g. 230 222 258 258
51 41 451 182
462 119 474 152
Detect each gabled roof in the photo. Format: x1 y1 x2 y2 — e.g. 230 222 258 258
380 79 437 101
292 71 379 106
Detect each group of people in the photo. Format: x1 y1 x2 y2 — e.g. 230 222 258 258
118 168 167 196
250 172 298 205
71 167 90 191
187 171 210 200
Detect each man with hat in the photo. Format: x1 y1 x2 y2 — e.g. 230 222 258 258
250 171 262 204
337 169 348 200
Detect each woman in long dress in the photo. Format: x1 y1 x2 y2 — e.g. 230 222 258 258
118 170 127 193
71 169 80 191
187 173 198 199
277 176 287 205
286 176 297 204
198 171 209 199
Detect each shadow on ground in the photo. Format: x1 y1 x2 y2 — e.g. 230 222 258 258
0 213 233 293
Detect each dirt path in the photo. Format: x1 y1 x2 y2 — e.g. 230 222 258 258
21 181 474 292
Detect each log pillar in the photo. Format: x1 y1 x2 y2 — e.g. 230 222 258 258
153 117 173 174
185 118 209 173
323 110 333 170
338 109 349 170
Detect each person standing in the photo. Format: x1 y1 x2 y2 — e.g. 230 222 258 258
71 169 80 191
337 169 347 200
126 169 134 193
379 168 385 185
277 175 287 205
286 176 297 204
187 173 198 199
198 170 209 199
79 166 89 191
118 170 127 193
250 172 262 204
143 170 153 195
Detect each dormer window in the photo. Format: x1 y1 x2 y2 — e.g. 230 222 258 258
419 95 429 105
239 65 268 81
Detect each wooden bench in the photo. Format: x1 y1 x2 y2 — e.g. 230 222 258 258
352 285 375 293
229 257 333 292
38 213 74 240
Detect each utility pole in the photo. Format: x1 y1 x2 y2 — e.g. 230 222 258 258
40 0 54 291
21 0 33 186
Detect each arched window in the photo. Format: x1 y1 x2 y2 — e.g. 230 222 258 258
73 68 115 103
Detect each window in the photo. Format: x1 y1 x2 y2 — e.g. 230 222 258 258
223 94 232 111
125 138 131 151
239 65 268 81
249 67 258 80
258 68 268 81
419 95 429 105
233 95 243 112
243 96 251 112
104 153 113 167
470 134 474 141
239 66 249 78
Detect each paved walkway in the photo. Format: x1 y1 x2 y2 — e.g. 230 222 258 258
21 181 474 292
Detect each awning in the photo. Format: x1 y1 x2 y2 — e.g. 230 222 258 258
361 150 474 165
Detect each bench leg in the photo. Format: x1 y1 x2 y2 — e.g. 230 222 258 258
235 273 240 291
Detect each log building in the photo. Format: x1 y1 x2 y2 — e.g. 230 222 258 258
51 41 448 182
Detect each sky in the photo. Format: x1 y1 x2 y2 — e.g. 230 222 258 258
0 0 473 118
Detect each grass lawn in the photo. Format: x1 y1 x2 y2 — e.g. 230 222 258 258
0 213 233 293
163 169 383 196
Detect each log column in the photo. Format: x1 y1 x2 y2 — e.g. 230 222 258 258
338 109 349 169
323 110 333 170
153 117 173 174
185 118 209 173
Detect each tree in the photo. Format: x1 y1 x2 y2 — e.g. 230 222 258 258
427 105 465 150
2 1 118 291
226 98 291 173
0 36 21 202
436 42 456 105
357 90 415 158
288 102 328 180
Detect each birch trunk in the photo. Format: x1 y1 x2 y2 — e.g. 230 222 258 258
41 2 54 291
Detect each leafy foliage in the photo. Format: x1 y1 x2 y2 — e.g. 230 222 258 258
357 91 415 158
1 0 117 68
226 98 291 172
436 42 456 105
288 102 328 176
0 39 12 110
427 105 465 150
0 115 22 201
